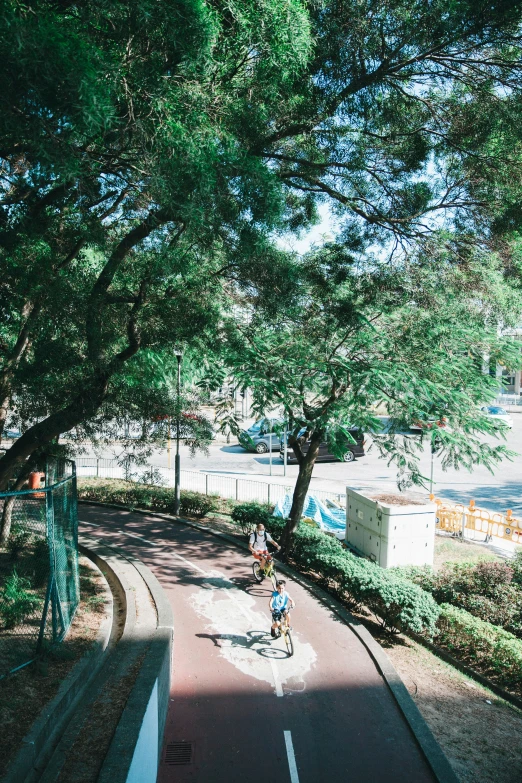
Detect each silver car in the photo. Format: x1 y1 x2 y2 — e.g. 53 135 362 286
238 418 283 453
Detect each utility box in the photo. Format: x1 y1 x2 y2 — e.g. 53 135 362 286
345 487 436 568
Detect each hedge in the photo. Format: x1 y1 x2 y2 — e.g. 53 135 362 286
77 479 218 518
437 604 522 690
392 561 522 638
231 502 274 534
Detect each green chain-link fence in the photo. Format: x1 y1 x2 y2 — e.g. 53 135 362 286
0 460 79 678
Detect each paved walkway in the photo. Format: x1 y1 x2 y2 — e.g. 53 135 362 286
79 505 437 783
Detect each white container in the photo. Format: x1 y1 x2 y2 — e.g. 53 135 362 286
345 487 436 568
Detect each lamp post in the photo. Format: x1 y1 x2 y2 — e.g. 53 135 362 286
283 420 288 477
173 349 183 516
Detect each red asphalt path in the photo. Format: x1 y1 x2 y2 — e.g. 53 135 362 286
79 505 436 783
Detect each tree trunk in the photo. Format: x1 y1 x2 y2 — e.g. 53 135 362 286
282 431 322 552
0 390 10 441
0 374 110 490
0 461 35 544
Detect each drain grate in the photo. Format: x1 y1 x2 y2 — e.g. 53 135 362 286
165 742 193 765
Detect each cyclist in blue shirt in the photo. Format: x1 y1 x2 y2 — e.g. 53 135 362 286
269 579 295 638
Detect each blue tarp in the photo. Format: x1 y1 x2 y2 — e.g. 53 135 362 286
273 493 346 534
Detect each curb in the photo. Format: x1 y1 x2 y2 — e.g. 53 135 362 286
78 500 458 783
2 557 114 783
82 537 174 783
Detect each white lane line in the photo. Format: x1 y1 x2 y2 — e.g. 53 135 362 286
81 520 100 527
227 590 284 697
269 658 284 697
170 551 208 575
123 531 154 545
284 731 300 783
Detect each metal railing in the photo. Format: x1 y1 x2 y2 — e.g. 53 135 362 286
494 394 522 408
74 457 348 508
0 460 79 678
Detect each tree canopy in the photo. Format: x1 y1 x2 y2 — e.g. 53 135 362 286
214 238 522 542
2 0 522 488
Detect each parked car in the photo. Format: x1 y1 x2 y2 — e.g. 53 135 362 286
238 418 284 453
280 427 365 463
410 417 448 432
480 405 513 429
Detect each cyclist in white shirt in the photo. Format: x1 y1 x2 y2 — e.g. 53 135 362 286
248 523 280 572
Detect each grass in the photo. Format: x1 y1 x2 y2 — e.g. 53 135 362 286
434 534 504 569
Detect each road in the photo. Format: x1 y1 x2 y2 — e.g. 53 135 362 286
78 504 437 783
76 409 522 514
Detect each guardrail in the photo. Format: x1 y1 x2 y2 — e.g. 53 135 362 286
495 394 522 408
74 458 347 508
431 495 522 546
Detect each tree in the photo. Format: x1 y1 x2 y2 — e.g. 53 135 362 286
219 239 521 548
2 0 522 487
0 0 312 487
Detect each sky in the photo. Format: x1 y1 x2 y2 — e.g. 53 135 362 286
277 203 336 255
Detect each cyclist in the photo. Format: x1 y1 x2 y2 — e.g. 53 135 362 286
270 579 295 638
248 523 280 573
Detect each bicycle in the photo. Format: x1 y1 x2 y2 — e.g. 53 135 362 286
252 552 278 590
273 609 294 657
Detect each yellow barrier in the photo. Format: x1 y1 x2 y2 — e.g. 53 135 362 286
430 495 522 545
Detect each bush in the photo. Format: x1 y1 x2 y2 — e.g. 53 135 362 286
392 560 522 637
437 604 522 691
314 552 440 635
28 539 51 587
511 550 522 588
6 524 32 561
178 491 218 518
0 570 41 629
231 502 274 534
275 524 440 636
77 479 218 518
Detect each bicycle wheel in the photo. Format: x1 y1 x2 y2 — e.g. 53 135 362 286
252 561 264 583
283 627 294 657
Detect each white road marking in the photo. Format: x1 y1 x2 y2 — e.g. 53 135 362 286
122 531 154 545
269 658 284 697
85 524 312 697
284 731 300 783
227 589 284 697
81 520 100 527
170 551 208 575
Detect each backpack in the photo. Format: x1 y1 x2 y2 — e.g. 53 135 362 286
250 529 267 546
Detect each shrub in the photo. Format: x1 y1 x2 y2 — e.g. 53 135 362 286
178 491 218 518
77 479 217 518
472 560 514 593
392 560 522 637
28 539 51 587
0 570 41 629
436 604 522 691
279 525 440 636
231 502 274 534
459 588 521 632
315 552 440 635
6 524 32 561
510 550 522 588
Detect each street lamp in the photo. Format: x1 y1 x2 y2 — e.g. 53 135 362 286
173 349 183 516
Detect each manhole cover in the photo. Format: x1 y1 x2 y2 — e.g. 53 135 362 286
165 742 193 765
